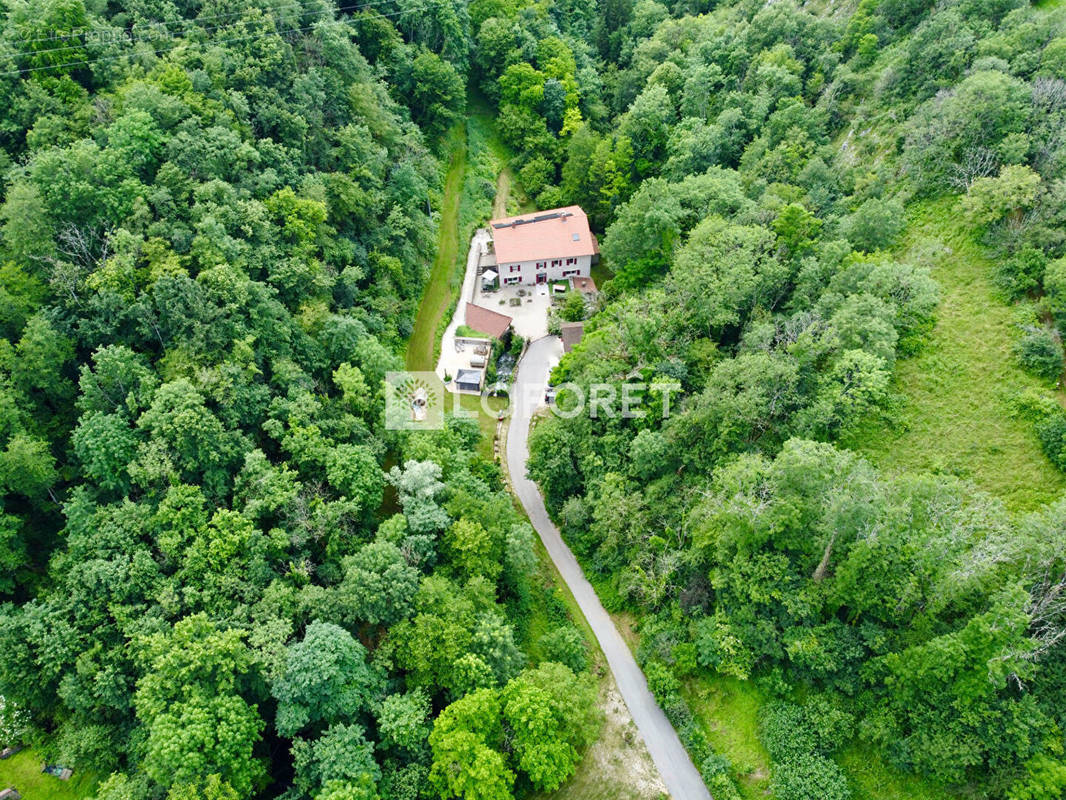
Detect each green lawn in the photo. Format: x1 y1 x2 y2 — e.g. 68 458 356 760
590 258 613 290
406 122 467 372
838 746 948 800
683 676 771 800
841 197 1066 511
0 749 97 800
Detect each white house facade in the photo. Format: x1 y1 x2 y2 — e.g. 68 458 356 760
497 253 593 286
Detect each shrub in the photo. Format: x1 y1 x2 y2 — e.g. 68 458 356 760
645 660 681 705
1036 409 1066 471
801 695 856 754
537 626 589 674
761 702 812 761
772 754 852 800
1014 327 1064 381
700 751 744 799
839 197 905 252
995 247 1046 300
705 772 743 800
560 290 587 322
761 696 855 761
1007 754 1066 800
701 751 731 778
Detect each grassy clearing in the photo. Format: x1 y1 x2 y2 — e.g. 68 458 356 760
683 676 771 800
468 92 533 219
493 168 515 218
838 746 948 800
406 121 466 372
423 96 525 370
683 674 951 800
0 749 97 800
590 258 613 290
841 197 1066 511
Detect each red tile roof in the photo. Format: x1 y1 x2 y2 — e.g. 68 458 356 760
464 303 512 339
490 206 596 265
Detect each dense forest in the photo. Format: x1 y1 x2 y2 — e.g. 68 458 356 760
0 2 598 800
515 0 1066 798
3 0 1066 799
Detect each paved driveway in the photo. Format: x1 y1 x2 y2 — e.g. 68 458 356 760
437 228 492 383
506 336 712 800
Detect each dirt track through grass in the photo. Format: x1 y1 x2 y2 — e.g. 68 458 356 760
406 123 466 372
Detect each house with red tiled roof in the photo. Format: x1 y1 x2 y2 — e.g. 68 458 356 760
489 206 598 286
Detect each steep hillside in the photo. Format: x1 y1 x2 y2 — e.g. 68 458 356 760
479 0 1066 796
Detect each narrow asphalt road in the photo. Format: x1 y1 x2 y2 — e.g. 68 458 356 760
506 335 712 800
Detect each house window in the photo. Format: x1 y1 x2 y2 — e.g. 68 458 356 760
551 259 562 267
536 261 546 269
509 264 521 273
562 269 580 277
504 276 521 285
565 258 576 265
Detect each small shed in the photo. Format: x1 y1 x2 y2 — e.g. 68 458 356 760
481 269 498 290
559 321 584 353
456 369 483 393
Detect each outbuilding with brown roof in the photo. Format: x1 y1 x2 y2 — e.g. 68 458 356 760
464 303 513 340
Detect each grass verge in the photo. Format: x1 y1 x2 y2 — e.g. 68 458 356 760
406 121 466 372
0 749 97 800
841 197 1066 511
450 392 505 461
683 673 950 800
424 95 522 371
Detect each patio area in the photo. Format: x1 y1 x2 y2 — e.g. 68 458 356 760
439 335 493 393
474 281 550 340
